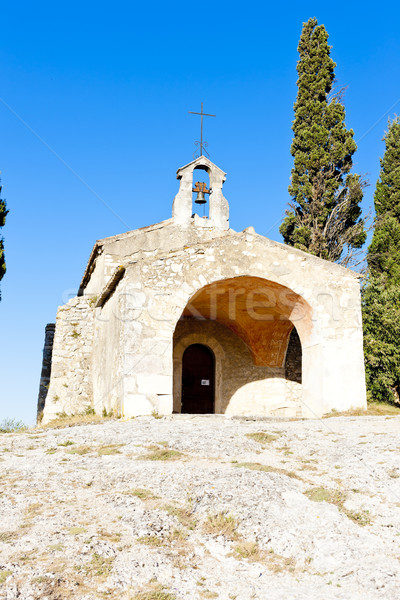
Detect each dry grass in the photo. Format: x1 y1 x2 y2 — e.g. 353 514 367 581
129 492 197 533
0 570 12 584
137 535 164 547
230 540 296 573
127 488 159 500
16 550 37 563
21 557 93 598
139 446 184 461
48 543 64 552
97 443 124 456
66 445 92 455
388 468 400 479
266 550 296 573
31 575 52 585
132 582 176 600
304 487 371 526
203 512 239 540
24 502 43 519
305 487 346 504
88 552 115 577
97 529 122 543
68 526 87 535
233 461 301 480
344 509 372 526
72 552 115 580
137 528 188 548
26 572 90 599
40 412 115 429
299 459 318 471
0 531 16 543
168 528 189 544
246 432 280 444
231 541 265 562
276 444 293 455
151 409 163 420
162 504 198 530
324 402 400 418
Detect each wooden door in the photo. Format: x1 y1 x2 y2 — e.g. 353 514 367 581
181 344 214 414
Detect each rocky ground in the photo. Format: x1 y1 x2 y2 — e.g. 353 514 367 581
1 414 400 599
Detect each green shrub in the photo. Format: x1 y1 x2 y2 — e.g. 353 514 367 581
0 418 26 433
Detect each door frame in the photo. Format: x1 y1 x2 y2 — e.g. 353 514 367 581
181 343 215 414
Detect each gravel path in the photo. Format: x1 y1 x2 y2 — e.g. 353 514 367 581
1 415 400 599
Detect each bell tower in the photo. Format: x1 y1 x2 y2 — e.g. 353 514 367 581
172 155 229 230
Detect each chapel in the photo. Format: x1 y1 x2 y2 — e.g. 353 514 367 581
38 154 367 422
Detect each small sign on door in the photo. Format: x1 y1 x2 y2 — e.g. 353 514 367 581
201 379 210 386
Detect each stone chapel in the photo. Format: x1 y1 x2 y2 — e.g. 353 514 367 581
38 155 367 423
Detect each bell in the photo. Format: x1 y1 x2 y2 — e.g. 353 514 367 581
195 190 207 204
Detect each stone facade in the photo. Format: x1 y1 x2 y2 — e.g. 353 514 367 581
39 156 367 423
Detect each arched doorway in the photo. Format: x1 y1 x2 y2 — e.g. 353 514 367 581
181 344 215 414
285 327 302 384
173 275 312 417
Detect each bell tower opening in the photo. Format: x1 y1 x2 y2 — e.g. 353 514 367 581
192 167 210 219
172 155 229 230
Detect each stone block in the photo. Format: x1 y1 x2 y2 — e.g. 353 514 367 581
136 374 172 395
123 376 137 394
157 394 173 414
123 394 153 417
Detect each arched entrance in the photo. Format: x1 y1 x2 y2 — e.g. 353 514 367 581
181 344 215 414
173 275 312 417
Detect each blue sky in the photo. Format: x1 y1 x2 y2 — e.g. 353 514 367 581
1 1 399 424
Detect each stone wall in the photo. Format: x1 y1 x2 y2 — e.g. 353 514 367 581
92 285 125 416
41 217 367 423
119 272 174 418
41 297 95 423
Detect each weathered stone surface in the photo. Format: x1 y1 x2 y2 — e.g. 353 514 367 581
1 416 400 599
42 297 94 422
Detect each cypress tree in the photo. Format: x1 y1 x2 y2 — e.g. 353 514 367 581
280 17 366 265
363 117 400 403
0 181 7 301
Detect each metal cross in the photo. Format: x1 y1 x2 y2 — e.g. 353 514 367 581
188 102 216 157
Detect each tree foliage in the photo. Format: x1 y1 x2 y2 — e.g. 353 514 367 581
0 181 7 300
363 117 400 403
280 17 366 266
367 117 400 280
